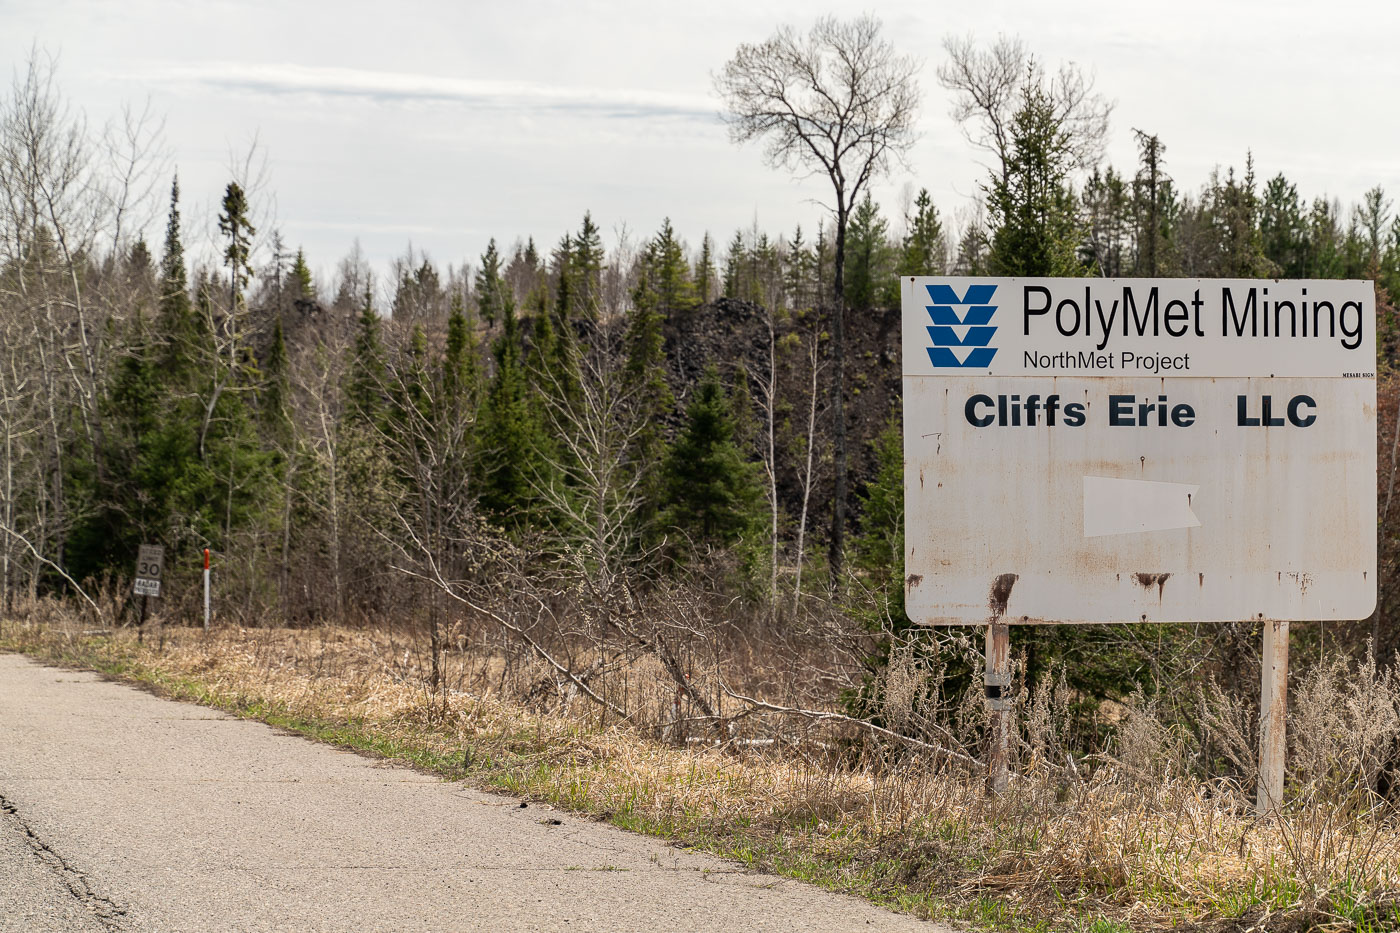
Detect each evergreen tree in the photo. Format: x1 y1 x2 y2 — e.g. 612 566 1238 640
1202 159 1275 277
985 81 1083 277
1080 167 1132 276
1307 197 1345 278
573 212 605 318
854 407 903 581
785 225 815 310
897 189 945 278
1131 130 1170 276
635 218 695 320
475 238 505 328
218 182 256 314
695 232 717 304
442 292 480 423
952 220 988 276
391 258 443 322
261 317 293 448
345 289 386 425
844 192 894 309
722 229 746 299
552 234 575 323
157 175 198 379
659 367 763 546
478 295 549 527
1260 174 1308 279
289 247 315 302
1358 186 1392 269
853 403 909 640
624 238 677 529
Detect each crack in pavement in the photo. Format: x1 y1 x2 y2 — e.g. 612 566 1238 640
0 794 130 931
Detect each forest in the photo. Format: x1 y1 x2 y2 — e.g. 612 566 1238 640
4 30 1400 791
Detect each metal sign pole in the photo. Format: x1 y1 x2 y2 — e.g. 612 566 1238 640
203 549 211 633
985 621 1011 795
1257 619 1289 814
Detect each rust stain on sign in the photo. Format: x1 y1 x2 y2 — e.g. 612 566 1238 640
989 573 1019 618
906 573 924 589
1135 572 1171 600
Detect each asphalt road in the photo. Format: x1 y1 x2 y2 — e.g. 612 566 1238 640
0 654 944 932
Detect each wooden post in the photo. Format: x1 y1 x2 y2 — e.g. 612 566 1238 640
1257 619 1289 814
985 621 1011 795
137 594 148 645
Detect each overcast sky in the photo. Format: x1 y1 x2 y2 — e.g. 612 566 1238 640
4 0 1398 289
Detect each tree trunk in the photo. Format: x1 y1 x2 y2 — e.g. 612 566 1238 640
828 204 849 588
793 335 821 616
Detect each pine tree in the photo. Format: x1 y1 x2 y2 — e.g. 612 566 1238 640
1307 197 1345 278
1260 174 1308 279
843 192 894 308
442 292 480 422
722 229 746 299
218 182 256 315
624 239 676 528
289 247 316 302
391 258 443 322
261 317 293 448
660 368 763 546
985 81 1083 277
1080 167 1133 277
897 189 945 278
574 212 605 318
478 295 549 527
953 219 988 276
346 289 386 425
475 239 504 328
785 225 814 310
854 406 903 581
695 232 716 304
1200 158 1274 277
635 219 695 321
157 175 198 379
1131 130 1170 275
552 234 575 323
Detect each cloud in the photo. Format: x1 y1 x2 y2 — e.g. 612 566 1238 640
134 61 718 122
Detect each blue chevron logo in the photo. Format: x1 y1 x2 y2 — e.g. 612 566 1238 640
925 284 999 368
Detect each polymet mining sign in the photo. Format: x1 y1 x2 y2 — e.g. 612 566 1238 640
902 277 1377 624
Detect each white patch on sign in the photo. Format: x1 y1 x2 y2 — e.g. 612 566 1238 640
1083 476 1201 537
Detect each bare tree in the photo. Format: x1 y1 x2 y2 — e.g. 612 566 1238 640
938 34 1113 186
533 319 649 596
716 14 921 586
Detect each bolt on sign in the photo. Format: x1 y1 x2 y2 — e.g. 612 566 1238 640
133 544 164 598
902 278 1377 624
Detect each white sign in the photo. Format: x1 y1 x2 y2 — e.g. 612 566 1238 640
134 544 164 599
902 277 1377 625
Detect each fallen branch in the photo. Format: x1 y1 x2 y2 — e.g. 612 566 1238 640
719 683 986 771
0 523 103 623
391 561 631 723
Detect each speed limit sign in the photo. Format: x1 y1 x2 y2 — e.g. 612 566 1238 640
134 544 164 597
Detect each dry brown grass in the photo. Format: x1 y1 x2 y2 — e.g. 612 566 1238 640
5 612 1400 932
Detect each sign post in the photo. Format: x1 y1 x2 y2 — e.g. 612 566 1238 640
902 277 1377 810
1258 619 1290 812
133 544 164 644
203 548 211 633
